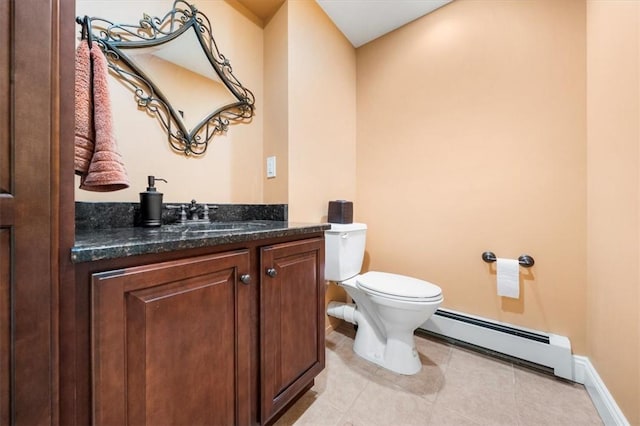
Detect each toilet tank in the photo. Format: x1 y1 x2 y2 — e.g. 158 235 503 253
324 223 367 282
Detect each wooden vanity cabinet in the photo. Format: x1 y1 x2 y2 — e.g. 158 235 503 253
83 234 325 426
91 249 252 426
260 238 325 424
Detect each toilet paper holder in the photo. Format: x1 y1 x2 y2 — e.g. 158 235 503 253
482 251 535 268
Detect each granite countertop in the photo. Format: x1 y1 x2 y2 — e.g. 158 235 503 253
72 221 330 263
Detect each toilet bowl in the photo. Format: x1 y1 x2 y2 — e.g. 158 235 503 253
325 224 443 375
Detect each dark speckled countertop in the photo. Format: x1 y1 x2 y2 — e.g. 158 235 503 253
72 221 329 263
72 202 329 263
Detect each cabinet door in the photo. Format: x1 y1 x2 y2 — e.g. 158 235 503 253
260 238 325 423
92 250 251 426
0 0 73 423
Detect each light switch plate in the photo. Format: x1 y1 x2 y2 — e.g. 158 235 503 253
266 156 276 178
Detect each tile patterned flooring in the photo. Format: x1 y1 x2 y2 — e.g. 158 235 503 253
275 325 602 426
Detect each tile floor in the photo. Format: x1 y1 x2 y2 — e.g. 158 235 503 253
275 325 602 426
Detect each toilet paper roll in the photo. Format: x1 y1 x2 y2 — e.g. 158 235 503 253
496 258 520 298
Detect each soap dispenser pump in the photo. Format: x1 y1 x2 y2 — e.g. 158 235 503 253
140 176 167 227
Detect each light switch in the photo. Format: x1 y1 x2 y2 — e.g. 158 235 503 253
266 156 276 178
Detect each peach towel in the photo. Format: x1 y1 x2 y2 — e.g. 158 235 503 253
74 39 129 191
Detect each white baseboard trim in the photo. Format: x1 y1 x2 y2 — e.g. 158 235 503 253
573 356 629 426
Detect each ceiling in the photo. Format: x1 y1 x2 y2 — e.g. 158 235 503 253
234 0 285 23
235 0 453 48
316 0 452 47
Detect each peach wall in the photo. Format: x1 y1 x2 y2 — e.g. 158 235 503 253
75 0 264 203
286 0 357 224
356 0 587 352
263 3 288 204
586 1 640 423
284 0 356 329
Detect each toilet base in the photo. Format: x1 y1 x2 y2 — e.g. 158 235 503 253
353 326 422 375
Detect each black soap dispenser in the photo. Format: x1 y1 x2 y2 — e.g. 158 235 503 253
140 176 167 227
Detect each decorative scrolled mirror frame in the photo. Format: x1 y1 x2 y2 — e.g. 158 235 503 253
82 0 255 156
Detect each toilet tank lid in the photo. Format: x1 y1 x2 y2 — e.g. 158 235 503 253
325 223 367 233
357 271 442 299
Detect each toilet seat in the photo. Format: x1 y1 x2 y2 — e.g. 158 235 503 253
356 271 442 302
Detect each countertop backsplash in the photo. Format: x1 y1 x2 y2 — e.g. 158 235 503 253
75 201 288 231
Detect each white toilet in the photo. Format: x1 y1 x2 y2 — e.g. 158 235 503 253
325 223 443 375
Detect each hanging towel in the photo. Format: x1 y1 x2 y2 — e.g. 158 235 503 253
74 39 94 175
74 39 130 192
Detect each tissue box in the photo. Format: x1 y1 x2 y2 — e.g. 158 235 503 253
328 200 353 224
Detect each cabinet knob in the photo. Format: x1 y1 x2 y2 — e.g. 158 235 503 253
240 274 251 284
266 268 277 278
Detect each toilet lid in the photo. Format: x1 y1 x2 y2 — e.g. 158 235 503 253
356 271 442 301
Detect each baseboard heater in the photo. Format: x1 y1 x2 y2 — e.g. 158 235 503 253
420 308 573 380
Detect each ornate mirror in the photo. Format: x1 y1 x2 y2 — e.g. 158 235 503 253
82 0 255 156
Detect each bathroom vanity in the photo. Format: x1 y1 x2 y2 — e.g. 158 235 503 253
65 211 328 425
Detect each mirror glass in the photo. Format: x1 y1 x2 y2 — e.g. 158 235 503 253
125 29 238 132
85 0 255 156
